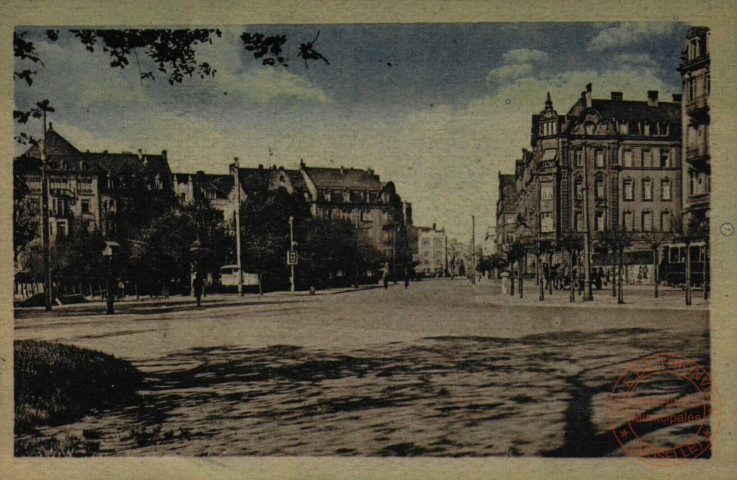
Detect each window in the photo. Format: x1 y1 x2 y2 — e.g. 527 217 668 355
623 151 633 168
574 150 583 167
661 179 672 201
423 251 429 258
361 210 372 222
623 179 634 201
434 239 442 247
595 211 606 232
619 122 629 135
541 212 553 232
575 212 584 232
179 193 186 203
540 183 553 200
688 78 696 101
57 221 67 238
575 178 583 199
643 150 652 168
706 72 711 96
436 250 443 259
422 239 430 246
623 211 634 231
660 149 669 168
505 215 515 225
81 200 90 214
595 178 605 199
661 211 671 232
642 211 653 232
689 171 695 195
643 179 653 200
595 150 605 168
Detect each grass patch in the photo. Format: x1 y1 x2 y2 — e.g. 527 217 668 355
15 340 143 435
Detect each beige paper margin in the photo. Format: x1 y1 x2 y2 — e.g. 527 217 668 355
1 0 735 478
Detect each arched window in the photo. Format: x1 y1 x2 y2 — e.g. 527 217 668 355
595 177 606 199
661 211 672 232
623 178 634 201
642 210 653 232
642 178 653 201
661 178 672 201
574 177 583 199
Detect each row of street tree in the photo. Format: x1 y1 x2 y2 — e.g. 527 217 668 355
477 212 709 306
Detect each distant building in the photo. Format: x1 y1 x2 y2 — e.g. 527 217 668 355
483 226 497 257
677 26 711 226
176 160 409 267
416 224 446 276
14 125 173 241
495 172 517 252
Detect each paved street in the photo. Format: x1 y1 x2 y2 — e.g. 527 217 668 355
15 279 709 456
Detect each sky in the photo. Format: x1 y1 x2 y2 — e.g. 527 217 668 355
14 23 690 240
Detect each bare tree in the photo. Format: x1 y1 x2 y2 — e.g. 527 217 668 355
559 233 583 303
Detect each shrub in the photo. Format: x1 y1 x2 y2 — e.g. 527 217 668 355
15 340 143 434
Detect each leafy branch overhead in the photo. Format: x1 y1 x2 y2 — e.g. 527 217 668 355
241 30 329 68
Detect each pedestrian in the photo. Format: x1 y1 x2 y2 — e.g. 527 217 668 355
193 273 204 307
382 262 389 290
404 267 410 289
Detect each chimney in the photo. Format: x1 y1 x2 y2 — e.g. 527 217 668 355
672 93 682 102
585 83 592 108
433 223 436 231
48 122 53 131
611 91 623 100
137 148 143 160
103 150 108 154
299 158 305 169
258 164 264 169
367 167 374 175
161 150 167 161
647 90 659 107
197 170 205 180
340 166 345 173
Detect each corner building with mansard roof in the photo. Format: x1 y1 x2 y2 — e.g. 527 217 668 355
516 83 682 264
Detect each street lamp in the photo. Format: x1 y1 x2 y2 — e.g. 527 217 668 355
102 240 120 315
288 216 296 293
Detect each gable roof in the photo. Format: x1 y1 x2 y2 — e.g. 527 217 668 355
304 167 382 191
17 127 171 177
25 128 81 158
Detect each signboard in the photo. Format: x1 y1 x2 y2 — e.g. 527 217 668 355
287 251 298 265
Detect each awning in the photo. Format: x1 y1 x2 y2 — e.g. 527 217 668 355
542 150 558 161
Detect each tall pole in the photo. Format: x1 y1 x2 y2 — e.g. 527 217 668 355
472 215 476 281
581 141 593 301
289 216 295 293
233 157 243 296
41 110 52 311
444 236 448 277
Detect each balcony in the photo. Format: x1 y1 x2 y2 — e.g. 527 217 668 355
687 193 710 210
685 95 709 114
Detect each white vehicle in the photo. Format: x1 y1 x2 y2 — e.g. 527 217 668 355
219 265 260 288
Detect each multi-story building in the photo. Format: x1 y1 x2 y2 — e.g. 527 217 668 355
525 85 681 252
14 125 174 241
495 173 517 252
677 26 711 225
496 83 683 283
175 160 409 267
416 224 446 276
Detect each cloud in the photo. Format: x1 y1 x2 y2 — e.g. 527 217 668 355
486 63 535 87
610 53 658 69
231 68 332 104
588 23 677 51
503 48 549 64
487 48 550 88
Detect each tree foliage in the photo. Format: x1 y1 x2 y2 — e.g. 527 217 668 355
13 172 38 263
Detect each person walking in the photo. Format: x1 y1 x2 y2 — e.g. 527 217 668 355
404 267 410 289
382 262 389 290
193 273 204 307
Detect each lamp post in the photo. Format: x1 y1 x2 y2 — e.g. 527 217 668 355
289 216 295 293
102 241 120 315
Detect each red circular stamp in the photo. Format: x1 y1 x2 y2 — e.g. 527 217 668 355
609 353 721 466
